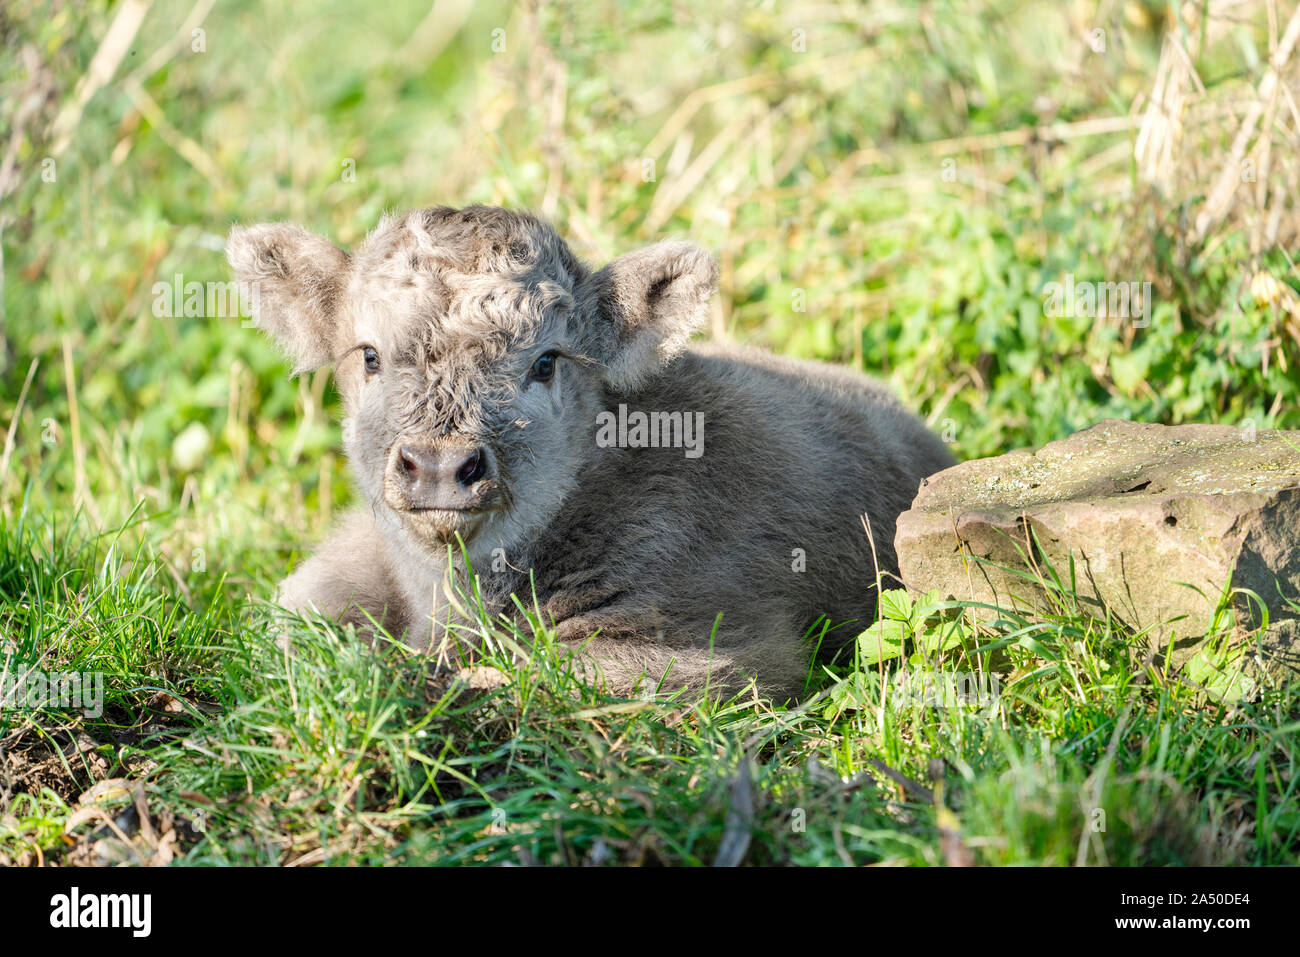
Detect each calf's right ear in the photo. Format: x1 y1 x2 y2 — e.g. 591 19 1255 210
582 240 718 393
226 223 349 375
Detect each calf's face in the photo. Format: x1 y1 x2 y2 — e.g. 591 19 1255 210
228 207 717 555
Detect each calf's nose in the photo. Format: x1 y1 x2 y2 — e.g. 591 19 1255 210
392 441 490 508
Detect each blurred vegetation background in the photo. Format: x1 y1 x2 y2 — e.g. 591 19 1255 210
2 0 1299 592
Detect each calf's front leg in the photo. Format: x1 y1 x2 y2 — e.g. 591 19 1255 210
274 510 407 638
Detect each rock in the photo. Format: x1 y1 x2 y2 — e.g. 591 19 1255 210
894 420 1300 683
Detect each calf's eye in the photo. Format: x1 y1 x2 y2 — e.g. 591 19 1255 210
363 346 381 374
530 352 557 383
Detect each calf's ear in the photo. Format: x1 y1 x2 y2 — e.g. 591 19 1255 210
582 240 718 392
226 223 349 375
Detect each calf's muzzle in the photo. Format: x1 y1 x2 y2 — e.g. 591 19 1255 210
385 437 494 511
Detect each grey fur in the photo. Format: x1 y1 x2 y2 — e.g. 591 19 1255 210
227 206 954 700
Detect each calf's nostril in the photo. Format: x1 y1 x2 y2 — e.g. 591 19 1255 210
398 446 420 474
456 449 487 486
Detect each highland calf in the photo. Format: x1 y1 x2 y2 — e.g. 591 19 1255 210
227 206 954 700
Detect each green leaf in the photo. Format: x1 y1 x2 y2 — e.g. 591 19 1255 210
1184 645 1256 704
1110 350 1151 395
878 589 913 622
857 619 907 665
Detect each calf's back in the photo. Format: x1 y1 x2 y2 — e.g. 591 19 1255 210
482 342 955 697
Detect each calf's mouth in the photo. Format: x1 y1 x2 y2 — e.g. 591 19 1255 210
399 504 495 546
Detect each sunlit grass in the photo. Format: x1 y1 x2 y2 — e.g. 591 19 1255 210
0 506 1292 865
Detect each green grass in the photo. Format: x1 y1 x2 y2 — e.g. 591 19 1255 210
0 501 1294 865
2 0 1298 865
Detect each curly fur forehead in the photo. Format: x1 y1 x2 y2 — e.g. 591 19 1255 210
338 207 593 439
357 206 586 279
345 206 587 358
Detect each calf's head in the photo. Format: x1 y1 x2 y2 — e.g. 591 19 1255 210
228 206 717 555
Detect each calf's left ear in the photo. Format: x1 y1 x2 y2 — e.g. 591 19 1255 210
227 222 350 375
581 240 718 392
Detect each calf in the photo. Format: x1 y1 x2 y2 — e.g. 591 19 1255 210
227 206 954 699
